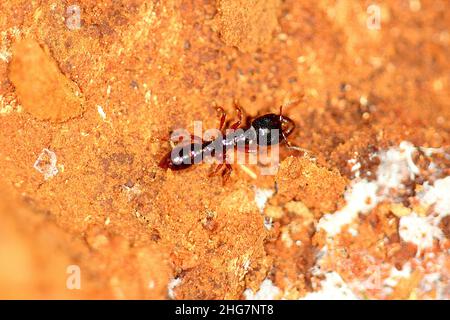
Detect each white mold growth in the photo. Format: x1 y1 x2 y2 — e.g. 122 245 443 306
167 278 182 299
244 279 281 300
318 180 378 237
301 272 358 300
318 141 425 237
398 176 450 253
254 188 274 213
399 213 443 253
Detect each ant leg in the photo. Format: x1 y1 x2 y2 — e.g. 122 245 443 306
280 127 305 152
282 135 313 157
279 118 312 156
230 101 243 130
222 164 233 183
170 134 202 149
171 133 203 145
209 163 224 177
216 107 227 132
278 101 313 157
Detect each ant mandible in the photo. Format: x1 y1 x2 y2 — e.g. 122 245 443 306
159 101 305 180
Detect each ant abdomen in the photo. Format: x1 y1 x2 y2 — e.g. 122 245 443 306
159 142 205 170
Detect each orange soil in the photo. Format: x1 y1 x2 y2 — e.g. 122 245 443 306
0 0 448 299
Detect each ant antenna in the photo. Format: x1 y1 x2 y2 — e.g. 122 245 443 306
278 103 312 157
278 104 296 148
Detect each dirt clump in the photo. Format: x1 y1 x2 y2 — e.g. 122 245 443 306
274 156 348 216
9 38 84 122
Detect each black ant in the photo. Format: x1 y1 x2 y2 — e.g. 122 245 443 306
159 101 304 179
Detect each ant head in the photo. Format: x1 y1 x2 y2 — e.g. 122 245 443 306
250 113 281 145
249 105 295 145
279 105 296 138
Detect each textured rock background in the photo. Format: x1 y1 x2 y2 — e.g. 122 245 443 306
0 0 448 299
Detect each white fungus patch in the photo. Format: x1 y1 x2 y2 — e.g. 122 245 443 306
383 262 412 288
254 187 276 230
419 253 448 299
420 272 440 294
0 27 21 63
419 146 446 157
305 248 359 299
376 141 419 192
242 258 251 272
244 279 281 300
263 216 274 230
348 158 361 178
0 95 22 115
398 176 450 253
399 213 443 253
33 148 59 180
167 278 182 299
318 180 378 236
0 51 10 62
348 227 358 236
318 141 423 237
311 142 449 298
419 176 450 217
301 272 358 300
281 228 294 248
253 188 274 213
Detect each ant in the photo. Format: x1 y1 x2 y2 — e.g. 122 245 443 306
159 101 305 180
